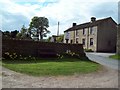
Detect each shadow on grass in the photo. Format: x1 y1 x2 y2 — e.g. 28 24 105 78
2 56 91 64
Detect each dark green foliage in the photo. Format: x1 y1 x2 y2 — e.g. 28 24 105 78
10 30 19 38
16 25 31 39
56 34 64 43
84 49 93 52
29 16 50 41
2 30 19 38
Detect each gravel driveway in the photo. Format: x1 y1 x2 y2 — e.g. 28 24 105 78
2 65 118 88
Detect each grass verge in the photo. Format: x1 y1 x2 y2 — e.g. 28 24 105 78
109 55 120 60
2 58 101 76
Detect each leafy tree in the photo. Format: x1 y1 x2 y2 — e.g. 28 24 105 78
2 31 11 38
2 30 19 38
17 25 31 39
47 35 64 43
29 16 50 41
47 36 52 42
11 30 19 38
56 34 64 43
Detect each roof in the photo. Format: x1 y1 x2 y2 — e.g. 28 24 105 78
64 17 117 32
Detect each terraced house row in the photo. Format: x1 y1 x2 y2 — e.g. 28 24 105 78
64 17 117 52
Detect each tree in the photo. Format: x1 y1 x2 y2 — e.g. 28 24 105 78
2 31 11 38
56 34 64 43
29 16 50 41
47 36 52 42
11 30 19 38
17 25 31 39
2 30 19 39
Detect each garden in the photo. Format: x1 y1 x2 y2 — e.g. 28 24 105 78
2 51 101 76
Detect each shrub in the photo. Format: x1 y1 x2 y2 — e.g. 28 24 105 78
63 50 80 59
3 52 36 60
3 52 18 60
84 49 93 52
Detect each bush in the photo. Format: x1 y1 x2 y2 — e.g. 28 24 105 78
84 49 93 52
3 52 36 60
61 50 81 59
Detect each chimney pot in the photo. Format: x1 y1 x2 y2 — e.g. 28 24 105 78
91 17 96 22
73 23 77 27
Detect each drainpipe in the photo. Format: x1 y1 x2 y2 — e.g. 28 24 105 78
74 30 75 43
87 28 89 49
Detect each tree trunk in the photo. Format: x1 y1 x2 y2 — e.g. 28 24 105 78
39 32 43 41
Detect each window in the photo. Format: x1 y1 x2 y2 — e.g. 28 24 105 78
82 39 85 45
83 28 85 35
65 32 70 39
90 27 94 34
76 30 79 36
76 38 79 43
90 38 93 46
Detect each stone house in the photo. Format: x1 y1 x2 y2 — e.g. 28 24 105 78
0 30 2 59
117 24 120 54
64 17 117 52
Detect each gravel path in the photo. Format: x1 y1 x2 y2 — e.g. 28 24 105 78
2 66 118 88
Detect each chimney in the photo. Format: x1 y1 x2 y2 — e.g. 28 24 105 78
91 17 96 22
73 23 76 27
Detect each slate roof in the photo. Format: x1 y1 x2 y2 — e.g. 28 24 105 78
64 17 117 32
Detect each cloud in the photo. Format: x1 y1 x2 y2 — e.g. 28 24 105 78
90 2 118 22
118 1 120 23
2 12 29 31
1 0 119 38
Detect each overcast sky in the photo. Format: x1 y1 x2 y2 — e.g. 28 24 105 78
0 0 119 38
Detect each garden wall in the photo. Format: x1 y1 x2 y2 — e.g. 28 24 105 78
2 38 85 58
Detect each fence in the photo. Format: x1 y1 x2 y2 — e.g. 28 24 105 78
2 38 85 58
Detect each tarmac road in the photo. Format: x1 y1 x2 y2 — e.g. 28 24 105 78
86 52 119 70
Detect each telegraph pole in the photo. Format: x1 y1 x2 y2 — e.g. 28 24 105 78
57 21 59 36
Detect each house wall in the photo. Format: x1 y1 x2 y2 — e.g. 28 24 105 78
64 26 98 51
64 31 76 43
78 26 97 51
78 28 88 48
64 32 69 43
117 24 120 54
97 19 117 52
88 26 98 51
0 31 2 59
63 33 66 43
69 31 75 43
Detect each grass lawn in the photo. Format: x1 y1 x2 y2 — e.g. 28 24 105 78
2 58 101 76
109 55 120 60
0 60 1 66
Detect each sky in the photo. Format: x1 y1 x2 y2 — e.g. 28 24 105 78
0 0 119 38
